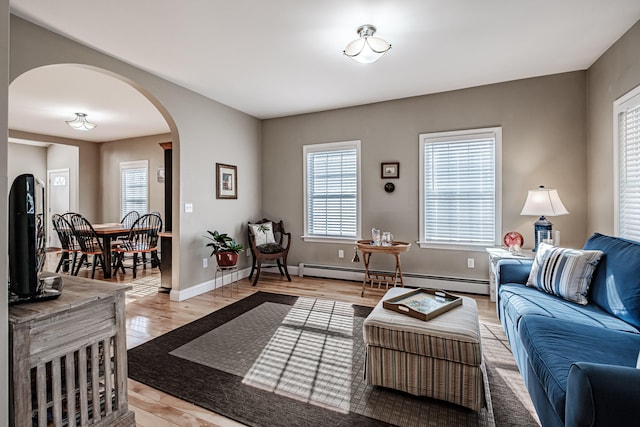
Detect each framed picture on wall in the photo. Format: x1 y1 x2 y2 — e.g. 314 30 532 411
216 163 237 199
381 162 400 179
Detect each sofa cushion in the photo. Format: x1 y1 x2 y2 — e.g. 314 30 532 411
583 233 640 329
499 283 639 334
518 315 640 423
526 243 603 305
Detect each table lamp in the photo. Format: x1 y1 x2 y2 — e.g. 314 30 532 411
520 185 569 251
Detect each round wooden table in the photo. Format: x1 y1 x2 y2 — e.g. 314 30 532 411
356 239 411 297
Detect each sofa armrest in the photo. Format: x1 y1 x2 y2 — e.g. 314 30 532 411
496 259 533 285
565 362 640 427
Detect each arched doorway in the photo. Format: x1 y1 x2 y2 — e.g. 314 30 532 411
9 64 178 290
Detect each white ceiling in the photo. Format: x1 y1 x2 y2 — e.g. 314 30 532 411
8 1 640 143
9 65 170 143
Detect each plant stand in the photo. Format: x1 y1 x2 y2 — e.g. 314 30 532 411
214 265 239 297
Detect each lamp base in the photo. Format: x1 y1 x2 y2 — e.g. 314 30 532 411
533 217 553 252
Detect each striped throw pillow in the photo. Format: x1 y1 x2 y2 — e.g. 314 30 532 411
526 242 603 305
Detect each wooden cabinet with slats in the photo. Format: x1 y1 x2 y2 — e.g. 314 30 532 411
9 276 135 427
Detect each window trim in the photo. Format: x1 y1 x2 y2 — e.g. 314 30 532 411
120 160 149 219
613 84 640 239
302 140 361 243
418 127 502 251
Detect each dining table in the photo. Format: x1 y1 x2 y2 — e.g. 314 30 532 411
91 222 130 278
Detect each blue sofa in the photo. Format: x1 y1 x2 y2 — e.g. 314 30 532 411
496 233 640 426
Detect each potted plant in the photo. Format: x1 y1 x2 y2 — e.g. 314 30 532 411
204 230 244 267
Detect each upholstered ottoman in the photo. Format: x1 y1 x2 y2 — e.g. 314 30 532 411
363 287 486 411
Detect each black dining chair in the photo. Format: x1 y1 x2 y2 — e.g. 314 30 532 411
121 210 140 229
51 214 81 274
140 211 162 266
61 212 79 221
69 214 107 279
114 210 141 267
113 213 162 278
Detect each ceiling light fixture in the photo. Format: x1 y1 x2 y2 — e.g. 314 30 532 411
65 112 96 131
343 24 391 64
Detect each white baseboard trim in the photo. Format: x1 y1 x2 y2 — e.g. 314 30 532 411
170 266 252 301
296 263 489 296
169 263 489 301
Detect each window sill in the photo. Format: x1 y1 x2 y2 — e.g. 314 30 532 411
301 235 359 244
417 241 494 252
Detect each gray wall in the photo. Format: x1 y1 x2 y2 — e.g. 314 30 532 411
5 12 639 293
10 16 262 294
100 133 169 223
8 142 47 185
1 0 8 422
587 19 640 235
262 72 588 280
10 130 99 220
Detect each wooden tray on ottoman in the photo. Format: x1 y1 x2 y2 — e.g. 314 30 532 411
382 288 462 321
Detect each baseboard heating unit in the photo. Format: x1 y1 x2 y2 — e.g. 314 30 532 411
295 263 489 296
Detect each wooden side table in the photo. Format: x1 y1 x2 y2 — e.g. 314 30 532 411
356 240 411 297
485 247 534 302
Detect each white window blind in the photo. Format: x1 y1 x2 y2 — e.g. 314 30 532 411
419 128 501 248
120 160 148 219
615 86 640 241
304 141 360 241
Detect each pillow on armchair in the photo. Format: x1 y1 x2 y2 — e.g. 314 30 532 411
250 222 276 246
526 242 603 305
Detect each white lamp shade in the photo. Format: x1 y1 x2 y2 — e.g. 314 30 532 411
66 113 96 131
344 36 391 63
520 187 569 217
344 25 391 64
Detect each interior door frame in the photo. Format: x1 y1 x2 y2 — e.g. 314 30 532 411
47 168 70 248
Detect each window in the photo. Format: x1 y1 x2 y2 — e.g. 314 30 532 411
614 85 640 241
419 128 502 249
303 140 361 242
120 160 148 219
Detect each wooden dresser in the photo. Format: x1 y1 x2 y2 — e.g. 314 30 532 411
9 276 135 427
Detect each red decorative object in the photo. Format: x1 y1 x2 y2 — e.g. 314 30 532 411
215 252 238 267
503 231 524 248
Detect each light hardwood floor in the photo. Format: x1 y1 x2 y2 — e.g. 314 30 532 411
47 253 500 427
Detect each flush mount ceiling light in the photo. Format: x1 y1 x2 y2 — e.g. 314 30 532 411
343 24 391 64
65 112 96 131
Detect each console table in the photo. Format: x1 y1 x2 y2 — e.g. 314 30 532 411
9 276 135 427
356 240 411 297
485 247 534 302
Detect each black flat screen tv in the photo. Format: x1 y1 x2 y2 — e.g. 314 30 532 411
8 173 42 297
9 174 38 296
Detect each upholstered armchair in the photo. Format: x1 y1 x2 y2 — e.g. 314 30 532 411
247 218 291 286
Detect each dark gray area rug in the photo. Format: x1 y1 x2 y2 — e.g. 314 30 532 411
128 292 538 426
